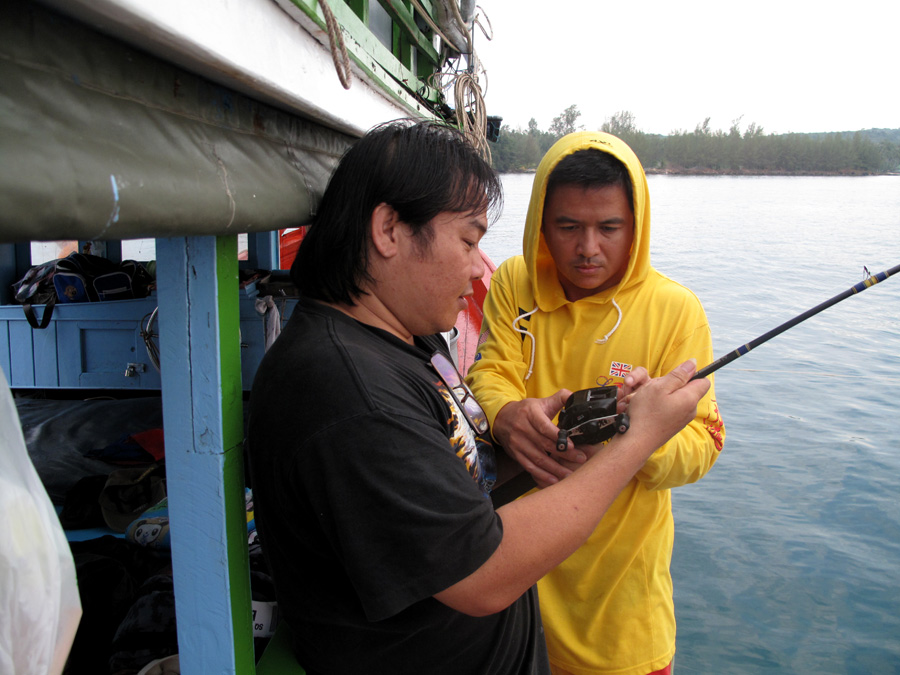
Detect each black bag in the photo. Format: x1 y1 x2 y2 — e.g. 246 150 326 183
119 259 155 299
12 253 155 328
12 259 58 329
54 252 133 303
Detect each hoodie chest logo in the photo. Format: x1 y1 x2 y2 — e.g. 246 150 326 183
609 361 633 378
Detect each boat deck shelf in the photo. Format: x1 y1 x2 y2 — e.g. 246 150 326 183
0 293 298 391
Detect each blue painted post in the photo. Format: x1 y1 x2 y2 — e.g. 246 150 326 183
248 231 281 270
156 235 255 674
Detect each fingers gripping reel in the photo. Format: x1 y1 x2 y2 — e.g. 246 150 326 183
556 386 630 452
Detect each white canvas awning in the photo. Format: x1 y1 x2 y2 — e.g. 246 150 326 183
0 0 360 243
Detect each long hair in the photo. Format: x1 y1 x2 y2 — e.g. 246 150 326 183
292 120 502 304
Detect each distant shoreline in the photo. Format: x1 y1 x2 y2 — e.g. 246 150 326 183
643 168 898 177
501 169 898 177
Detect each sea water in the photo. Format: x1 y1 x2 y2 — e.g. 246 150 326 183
481 174 900 674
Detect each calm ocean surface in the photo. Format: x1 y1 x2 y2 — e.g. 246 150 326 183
482 174 900 674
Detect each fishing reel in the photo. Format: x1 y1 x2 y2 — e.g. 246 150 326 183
556 386 630 452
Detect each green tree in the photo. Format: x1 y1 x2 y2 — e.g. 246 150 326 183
879 140 900 172
852 132 885 173
724 117 743 170
489 120 551 173
602 110 637 137
490 126 525 172
548 104 582 139
601 111 663 170
490 111 897 175
523 118 543 167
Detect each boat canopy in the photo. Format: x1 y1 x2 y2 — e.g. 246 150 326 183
0 0 356 243
1 0 495 244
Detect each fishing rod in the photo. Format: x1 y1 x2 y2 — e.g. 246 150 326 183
544 264 900 460
693 263 900 380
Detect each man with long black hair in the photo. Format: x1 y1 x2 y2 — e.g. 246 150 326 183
248 120 709 674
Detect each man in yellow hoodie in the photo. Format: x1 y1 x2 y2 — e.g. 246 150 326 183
466 131 725 675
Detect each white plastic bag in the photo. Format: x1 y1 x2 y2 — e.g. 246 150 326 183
0 371 82 675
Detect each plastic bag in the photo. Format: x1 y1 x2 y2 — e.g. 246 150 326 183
0 370 82 675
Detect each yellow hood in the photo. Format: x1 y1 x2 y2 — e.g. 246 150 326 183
523 131 651 311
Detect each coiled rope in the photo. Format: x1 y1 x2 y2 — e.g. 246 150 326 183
319 0 494 161
319 0 352 90
454 69 491 163
422 4 493 163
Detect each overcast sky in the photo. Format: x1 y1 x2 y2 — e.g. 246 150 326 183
472 1 899 136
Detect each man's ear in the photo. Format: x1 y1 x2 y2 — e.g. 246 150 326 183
370 202 402 258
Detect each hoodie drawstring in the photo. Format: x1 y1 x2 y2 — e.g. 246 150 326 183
594 298 622 345
512 307 538 381
514 299 622 379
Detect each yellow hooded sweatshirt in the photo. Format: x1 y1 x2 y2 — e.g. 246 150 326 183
467 131 725 675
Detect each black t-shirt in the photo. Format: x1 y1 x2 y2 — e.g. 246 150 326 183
248 297 548 675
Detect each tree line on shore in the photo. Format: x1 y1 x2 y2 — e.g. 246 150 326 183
491 106 900 176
